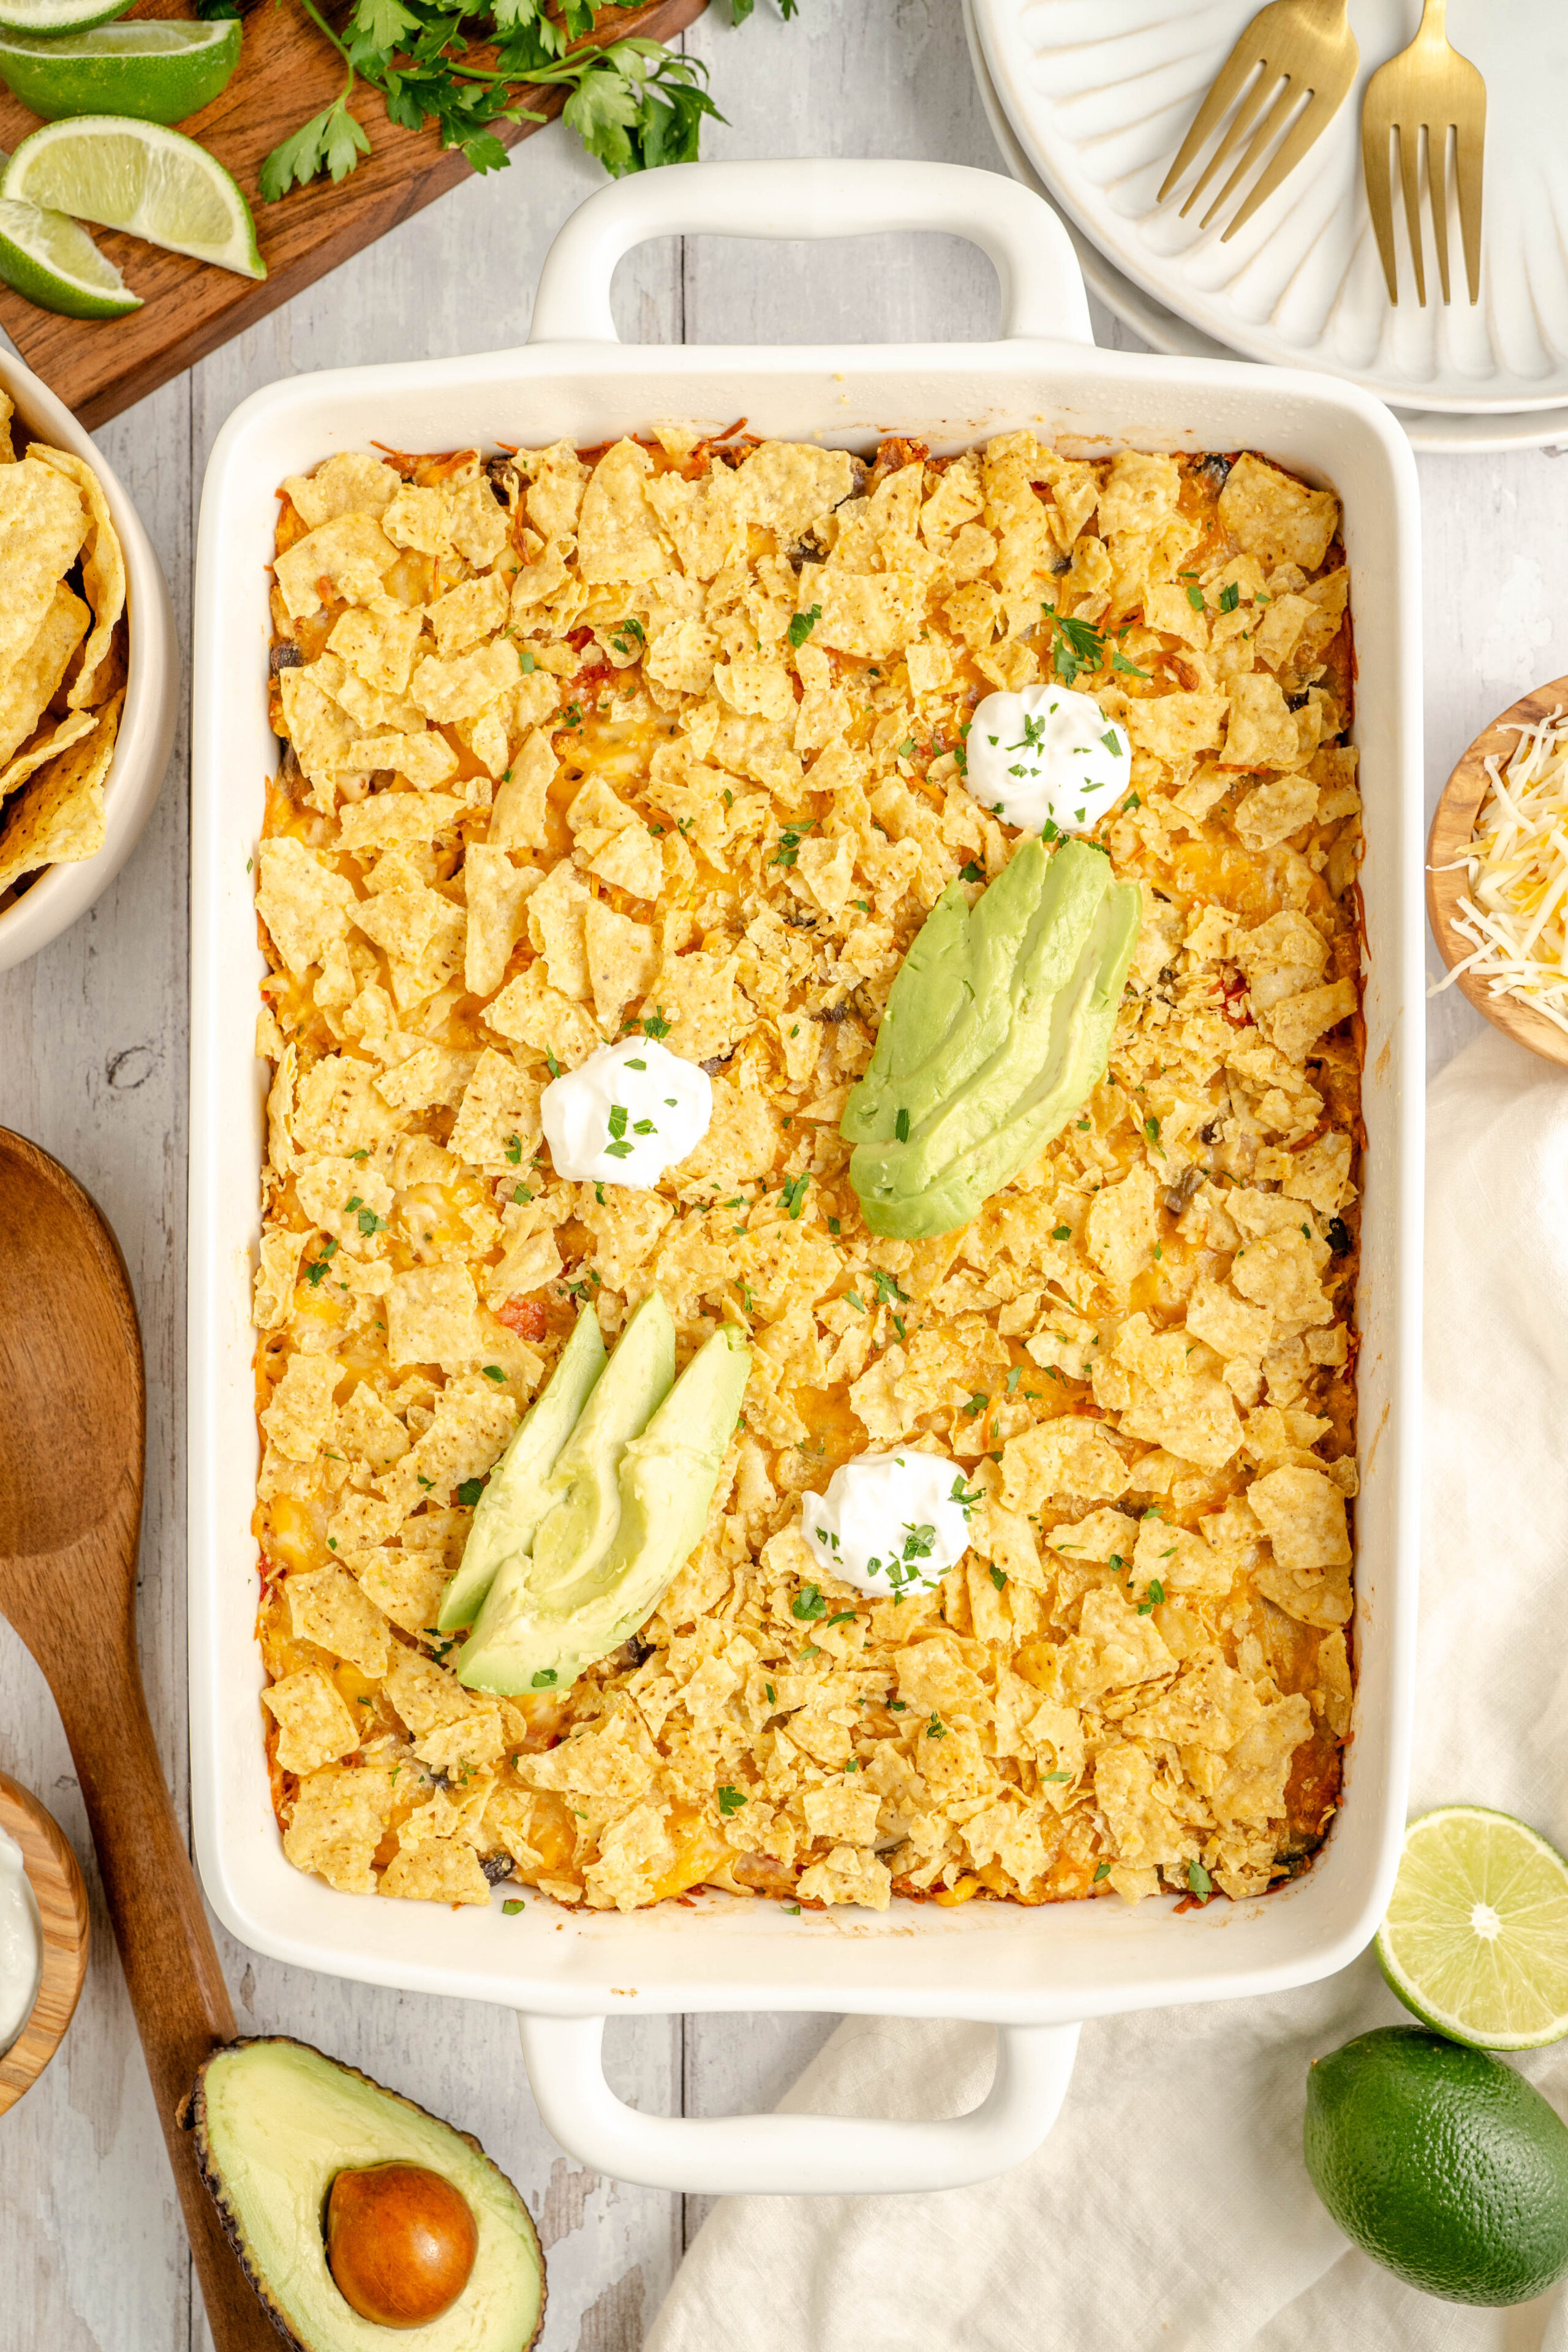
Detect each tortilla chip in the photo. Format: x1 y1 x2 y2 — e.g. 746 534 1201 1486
284 1565 391 1678
578 439 667 584
584 897 656 1028
0 579 89 769
448 1047 542 1172
0 390 12 463
328 596 425 696
0 705 96 804
410 639 521 724
256 837 357 976
261 1667 360 1775
0 693 118 895
0 456 87 674
386 1263 484 1372
29 445 126 711
282 452 400 531
273 512 399 622
347 729 458 791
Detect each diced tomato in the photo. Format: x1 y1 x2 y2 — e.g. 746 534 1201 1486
497 1297 548 1340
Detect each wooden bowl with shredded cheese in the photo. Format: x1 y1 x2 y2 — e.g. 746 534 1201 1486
1429 674 1568 1069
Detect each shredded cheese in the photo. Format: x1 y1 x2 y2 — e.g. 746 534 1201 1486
1430 708 1568 1036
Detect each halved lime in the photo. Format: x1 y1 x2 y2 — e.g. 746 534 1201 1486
0 20 241 126
0 188 138 314
0 0 132 35
1 115 263 279
1376 1806 1568 2051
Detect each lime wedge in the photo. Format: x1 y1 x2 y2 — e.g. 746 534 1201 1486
0 189 138 315
1376 1806 1568 2051
0 0 132 34
2 116 263 279
0 20 241 126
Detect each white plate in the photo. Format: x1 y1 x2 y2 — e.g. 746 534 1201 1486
960 0 1568 453
973 0 1568 419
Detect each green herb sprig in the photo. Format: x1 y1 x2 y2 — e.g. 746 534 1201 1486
261 0 794 204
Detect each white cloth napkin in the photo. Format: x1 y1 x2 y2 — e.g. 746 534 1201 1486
647 1028 1568 2352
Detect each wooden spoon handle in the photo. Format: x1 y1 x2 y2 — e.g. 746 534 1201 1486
56 1637 279 2351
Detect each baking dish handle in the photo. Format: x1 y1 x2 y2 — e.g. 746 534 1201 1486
516 2012 1080 2195
528 157 1092 348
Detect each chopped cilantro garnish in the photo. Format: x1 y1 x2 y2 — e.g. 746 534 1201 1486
482 1365 507 1383
502 1898 526 1915
895 1107 910 1142
1185 582 1205 612
791 1585 826 1623
717 1785 748 1816
641 1008 673 1038
505 1133 523 1164
531 1669 557 1688
782 1170 810 1219
456 1477 486 1508
989 1564 1008 1592
1187 1858 1213 1899
1218 580 1241 614
786 603 823 649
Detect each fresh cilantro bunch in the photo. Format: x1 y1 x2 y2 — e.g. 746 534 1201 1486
261 0 787 202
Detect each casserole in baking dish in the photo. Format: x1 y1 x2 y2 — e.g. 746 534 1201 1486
251 427 1362 1926
190 158 1421 2193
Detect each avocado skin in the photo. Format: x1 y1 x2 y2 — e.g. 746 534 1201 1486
458 1322 751 1697
844 837 1140 1239
183 2035 545 2352
439 1306 606 1632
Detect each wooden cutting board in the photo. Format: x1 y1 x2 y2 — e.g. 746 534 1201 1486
0 0 707 429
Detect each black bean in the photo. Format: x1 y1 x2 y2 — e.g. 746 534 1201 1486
1196 454 1234 489
269 641 303 672
480 1852 515 1885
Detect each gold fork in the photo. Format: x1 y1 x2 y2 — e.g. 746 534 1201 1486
1362 0 1485 306
1157 0 1359 241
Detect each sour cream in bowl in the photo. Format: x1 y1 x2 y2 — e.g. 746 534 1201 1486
963 683 1130 837
800 1449 974 1600
0 1825 41 2057
541 1036 712 1187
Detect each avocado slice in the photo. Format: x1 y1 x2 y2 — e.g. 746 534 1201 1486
845 837 1140 1239
458 1321 750 1697
439 1306 606 1632
184 2037 545 2352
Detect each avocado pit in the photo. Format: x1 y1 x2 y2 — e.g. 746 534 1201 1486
326 2160 478 2329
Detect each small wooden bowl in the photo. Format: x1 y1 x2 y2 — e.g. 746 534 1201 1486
1428 673 1568 1070
0 1769 89 2117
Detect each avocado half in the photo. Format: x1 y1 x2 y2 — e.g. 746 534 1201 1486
843 834 1140 1238
184 2037 545 2352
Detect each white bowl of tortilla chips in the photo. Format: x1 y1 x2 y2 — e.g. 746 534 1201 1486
0 350 177 973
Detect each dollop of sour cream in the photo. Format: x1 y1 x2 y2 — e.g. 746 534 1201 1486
0 1826 41 2056
964 684 1130 836
541 1036 712 1186
800 1450 973 1600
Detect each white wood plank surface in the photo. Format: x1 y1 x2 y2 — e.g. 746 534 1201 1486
0 0 1551 2337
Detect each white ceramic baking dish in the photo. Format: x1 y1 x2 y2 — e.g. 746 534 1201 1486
189 158 1423 2196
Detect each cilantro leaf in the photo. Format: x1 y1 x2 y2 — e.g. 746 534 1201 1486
260 94 371 202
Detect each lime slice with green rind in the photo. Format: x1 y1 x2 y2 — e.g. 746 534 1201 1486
1376 1805 1568 2051
0 20 241 127
0 0 133 36
2 115 264 279
0 190 138 316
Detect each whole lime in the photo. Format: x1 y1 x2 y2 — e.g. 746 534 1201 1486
1304 2027 1568 2305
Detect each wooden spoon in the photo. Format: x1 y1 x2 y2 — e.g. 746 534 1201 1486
1428 673 1568 1071
0 1130 279 2350
0 1770 88 2117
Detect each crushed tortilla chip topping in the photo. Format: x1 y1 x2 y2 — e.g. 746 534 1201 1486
255 434 1361 1919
